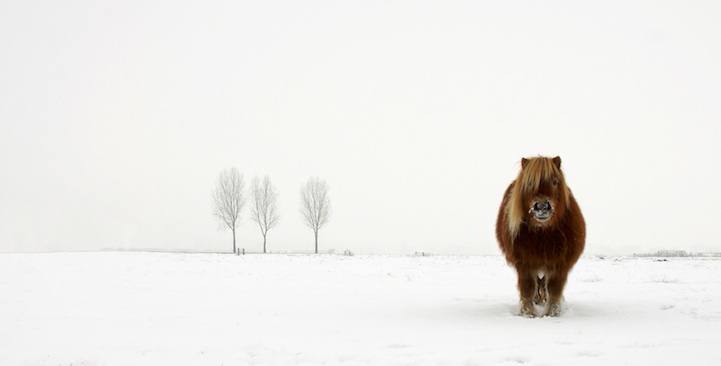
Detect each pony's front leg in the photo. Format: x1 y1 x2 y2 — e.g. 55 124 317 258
534 275 547 305
517 270 538 317
545 271 568 317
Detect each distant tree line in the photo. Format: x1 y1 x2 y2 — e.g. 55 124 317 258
211 167 331 254
633 250 721 258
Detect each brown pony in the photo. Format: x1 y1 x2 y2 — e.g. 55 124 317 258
496 156 585 317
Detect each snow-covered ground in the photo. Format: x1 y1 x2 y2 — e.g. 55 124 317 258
1 252 719 365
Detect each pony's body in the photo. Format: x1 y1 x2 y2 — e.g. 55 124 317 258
496 156 585 317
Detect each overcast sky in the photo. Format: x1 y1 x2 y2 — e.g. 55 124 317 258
2 1 720 255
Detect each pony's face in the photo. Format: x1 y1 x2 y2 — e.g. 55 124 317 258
515 156 569 232
523 174 562 230
506 156 571 239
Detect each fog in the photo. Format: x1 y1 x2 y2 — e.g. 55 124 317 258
2 1 720 255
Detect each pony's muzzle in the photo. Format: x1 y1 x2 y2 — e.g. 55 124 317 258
530 200 553 222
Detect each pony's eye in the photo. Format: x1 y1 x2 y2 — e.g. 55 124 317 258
552 179 558 186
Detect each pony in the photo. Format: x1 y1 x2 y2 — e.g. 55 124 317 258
495 156 585 317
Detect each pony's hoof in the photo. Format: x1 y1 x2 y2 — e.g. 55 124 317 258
546 302 562 317
520 303 537 318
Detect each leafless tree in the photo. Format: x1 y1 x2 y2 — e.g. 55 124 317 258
250 175 280 253
300 177 331 254
212 167 246 253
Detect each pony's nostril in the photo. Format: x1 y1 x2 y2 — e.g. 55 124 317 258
533 200 552 212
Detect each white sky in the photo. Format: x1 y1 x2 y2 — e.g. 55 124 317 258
2 1 720 255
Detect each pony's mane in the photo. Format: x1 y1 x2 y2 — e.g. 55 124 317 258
506 157 570 240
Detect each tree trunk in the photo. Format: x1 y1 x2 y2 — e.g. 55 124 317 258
232 229 236 254
263 235 267 254
314 230 318 254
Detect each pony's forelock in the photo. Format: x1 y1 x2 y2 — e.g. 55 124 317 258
506 157 570 240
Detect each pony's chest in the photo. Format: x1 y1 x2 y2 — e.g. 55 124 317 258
516 228 567 250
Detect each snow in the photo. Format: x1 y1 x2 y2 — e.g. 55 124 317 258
1 252 720 365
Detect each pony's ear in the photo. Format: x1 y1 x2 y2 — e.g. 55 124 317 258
553 156 562 168
521 158 529 169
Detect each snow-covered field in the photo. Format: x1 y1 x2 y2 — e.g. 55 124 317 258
1 252 720 366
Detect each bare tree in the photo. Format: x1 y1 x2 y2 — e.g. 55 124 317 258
300 177 331 254
212 167 246 253
250 175 280 253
